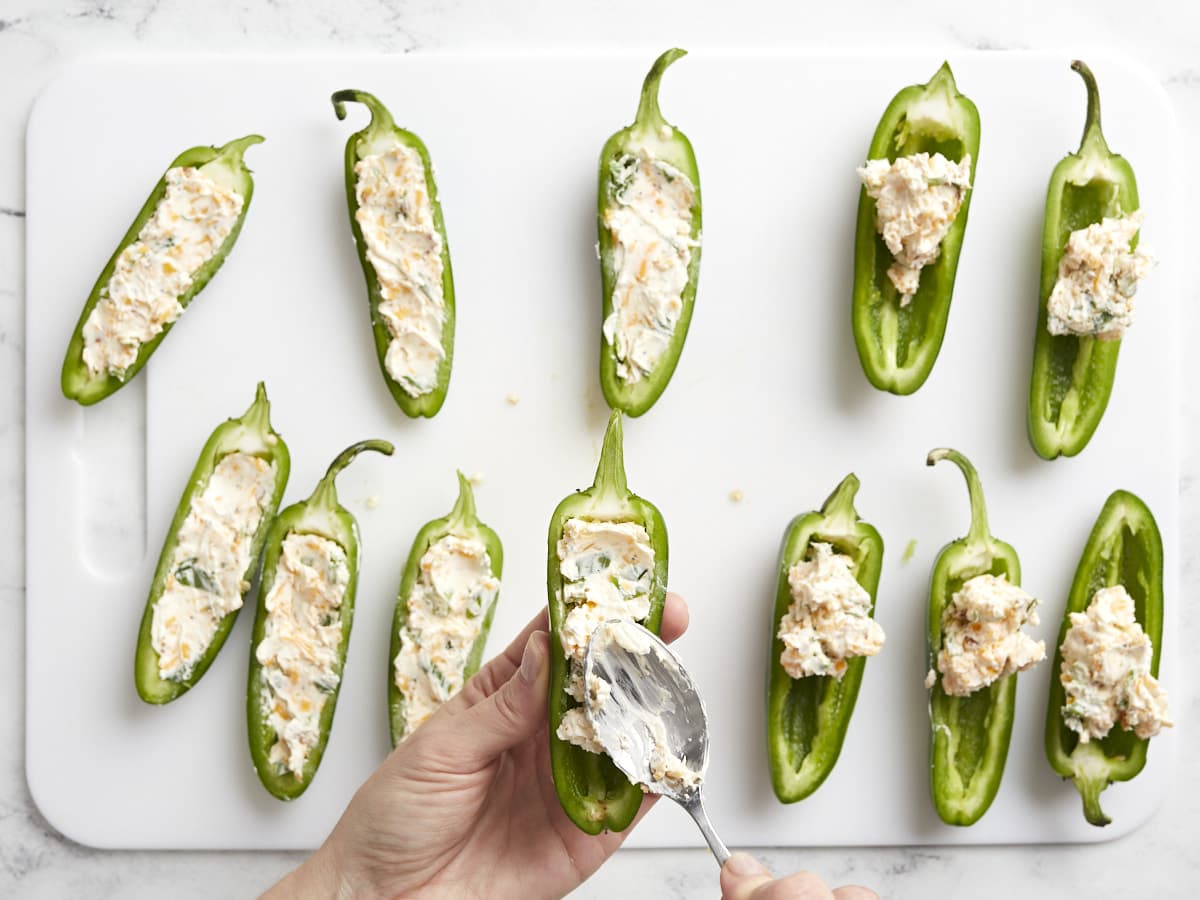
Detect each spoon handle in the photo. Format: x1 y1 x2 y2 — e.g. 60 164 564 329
682 793 731 866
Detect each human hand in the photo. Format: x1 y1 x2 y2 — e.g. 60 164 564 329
266 593 689 899
720 853 879 900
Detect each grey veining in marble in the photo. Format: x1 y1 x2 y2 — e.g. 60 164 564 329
3 1 1199 897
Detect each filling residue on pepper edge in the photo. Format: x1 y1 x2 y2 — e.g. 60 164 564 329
555 518 654 753
857 152 972 306
777 542 885 680
151 452 275 681
926 573 1044 696
1046 211 1154 340
602 148 699 385
1059 585 1171 743
82 166 244 378
254 532 350 778
354 139 446 398
393 534 500 738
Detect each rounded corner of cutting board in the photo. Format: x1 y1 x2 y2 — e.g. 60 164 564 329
25 744 113 850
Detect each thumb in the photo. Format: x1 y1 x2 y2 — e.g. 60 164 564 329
720 853 773 900
444 630 550 765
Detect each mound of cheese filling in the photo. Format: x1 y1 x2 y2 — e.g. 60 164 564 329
255 532 350 778
82 166 243 378
555 518 654 753
857 152 972 306
930 573 1045 697
777 542 885 680
151 452 275 681
354 140 446 398
602 148 699 384
1046 211 1154 340
393 534 500 738
1059 585 1171 743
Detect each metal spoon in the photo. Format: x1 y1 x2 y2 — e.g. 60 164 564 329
583 620 730 865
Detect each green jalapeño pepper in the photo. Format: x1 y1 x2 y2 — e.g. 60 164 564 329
62 134 263 405
926 448 1026 826
767 473 884 803
1028 62 1141 459
852 63 980 395
247 438 394 800
547 411 668 833
333 90 455 418
597 49 702 417
389 472 504 747
135 382 290 704
1045 490 1164 826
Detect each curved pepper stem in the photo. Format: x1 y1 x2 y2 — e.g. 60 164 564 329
634 48 687 130
311 439 395 510
927 448 992 548
240 381 271 431
1071 60 1110 157
447 470 479 530
592 411 629 500
215 133 266 166
331 89 397 134
819 472 861 533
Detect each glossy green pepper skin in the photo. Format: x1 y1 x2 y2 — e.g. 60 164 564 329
1028 62 1141 459
62 135 263 405
547 412 668 833
598 49 702 417
852 63 980 395
1044 490 1164 826
333 90 455 418
767 474 884 803
247 439 394 800
134 383 290 704
926 448 1025 826
388 472 504 747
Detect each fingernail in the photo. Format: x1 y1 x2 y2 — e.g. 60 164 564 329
725 853 769 877
520 633 545 684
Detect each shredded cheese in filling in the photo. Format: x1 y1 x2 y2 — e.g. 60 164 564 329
777 542 885 680
931 573 1045 697
601 148 699 384
392 535 499 738
1060 585 1171 743
82 166 243 378
255 533 350 777
857 152 972 306
1046 212 1154 340
554 518 654 752
151 452 275 681
354 140 446 397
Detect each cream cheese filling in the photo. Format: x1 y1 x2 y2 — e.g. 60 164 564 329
255 532 350 777
354 140 446 397
393 534 500 738
82 166 243 378
602 148 698 384
151 452 275 681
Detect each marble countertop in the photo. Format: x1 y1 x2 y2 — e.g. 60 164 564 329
3 1 1198 897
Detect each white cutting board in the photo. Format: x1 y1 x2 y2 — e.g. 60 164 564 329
26 52 1178 850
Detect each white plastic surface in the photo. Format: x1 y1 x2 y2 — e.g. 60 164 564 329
26 52 1178 850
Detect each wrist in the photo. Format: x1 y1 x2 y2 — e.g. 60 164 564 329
262 840 353 900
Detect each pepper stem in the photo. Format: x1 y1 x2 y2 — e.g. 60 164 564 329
927 448 992 547
592 411 629 499
820 473 861 531
215 133 265 166
311 439 395 510
331 89 397 135
634 48 687 130
1070 740 1114 827
1071 60 1110 156
239 381 271 431
447 470 478 530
